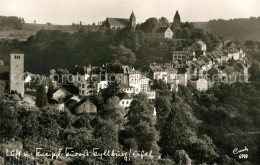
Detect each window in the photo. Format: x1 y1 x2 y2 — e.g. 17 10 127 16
82 84 85 88
122 101 124 104
82 90 85 95
126 101 128 104
78 77 81 81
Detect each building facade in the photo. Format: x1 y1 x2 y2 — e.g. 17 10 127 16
9 50 24 97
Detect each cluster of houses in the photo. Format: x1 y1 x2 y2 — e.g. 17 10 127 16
0 38 250 115
48 39 250 113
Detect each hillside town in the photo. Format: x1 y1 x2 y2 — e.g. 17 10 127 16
0 36 250 113
1 8 259 165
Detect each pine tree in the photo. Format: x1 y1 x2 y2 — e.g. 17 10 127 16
36 84 48 107
159 107 187 157
126 93 160 154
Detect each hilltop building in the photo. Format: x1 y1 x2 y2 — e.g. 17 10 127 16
157 27 173 39
105 11 136 29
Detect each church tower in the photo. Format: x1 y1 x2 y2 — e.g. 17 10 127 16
129 11 136 28
9 50 24 97
174 10 181 23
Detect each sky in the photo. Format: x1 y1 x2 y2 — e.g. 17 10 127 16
0 0 260 25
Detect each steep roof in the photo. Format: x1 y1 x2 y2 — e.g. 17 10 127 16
130 11 136 20
232 63 245 71
106 18 129 27
117 92 133 100
62 84 79 95
196 40 206 46
74 98 95 108
224 67 235 75
199 56 210 63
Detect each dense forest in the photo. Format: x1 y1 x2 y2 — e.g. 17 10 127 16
196 17 260 42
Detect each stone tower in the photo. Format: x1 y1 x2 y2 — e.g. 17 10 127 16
9 50 24 97
129 11 136 28
174 10 181 23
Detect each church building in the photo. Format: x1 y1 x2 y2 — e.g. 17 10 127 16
105 11 136 29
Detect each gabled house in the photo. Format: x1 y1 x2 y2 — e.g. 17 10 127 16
73 99 97 114
227 48 240 60
222 66 237 83
157 27 173 39
52 88 70 102
198 56 213 70
191 40 207 52
207 67 223 82
118 93 133 109
119 83 135 94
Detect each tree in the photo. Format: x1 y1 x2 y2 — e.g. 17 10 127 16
132 121 160 153
126 93 159 153
18 108 40 139
159 107 187 158
126 93 155 126
109 46 137 65
36 84 48 107
0 100 21 142
140 18 159 32
183 27 191 39
47 85 55 102
54 68 70 84
151 79 169 91
154 90 173 130
159 17 169 26
102 81 120 102
99 96 126 127
174 29 183 39
92 117 120 163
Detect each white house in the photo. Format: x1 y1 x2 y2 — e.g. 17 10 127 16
227 48 240 60
119 93 133 109
52 88 70 102
196 78 208 91
196 40 207 52
164 27 173 39
129 68 141 94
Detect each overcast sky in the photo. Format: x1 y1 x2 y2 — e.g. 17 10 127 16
0 0 259 25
